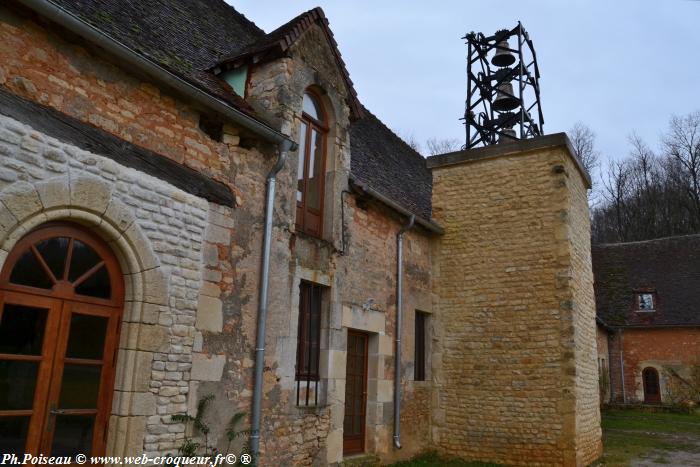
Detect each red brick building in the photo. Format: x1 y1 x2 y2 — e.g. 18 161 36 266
593 235 700 405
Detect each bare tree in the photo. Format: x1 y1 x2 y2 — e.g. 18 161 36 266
568 122 600 176
426 137 462 156
399 131 422 154
662 111 700 228
600 159 632 242
591 110 700 243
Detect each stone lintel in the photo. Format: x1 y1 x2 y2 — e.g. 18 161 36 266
427 133 592 189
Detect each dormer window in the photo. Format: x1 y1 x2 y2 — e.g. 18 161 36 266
636 293 655 311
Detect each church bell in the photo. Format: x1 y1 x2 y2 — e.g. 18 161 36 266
492 82 519 112
491 40 516 67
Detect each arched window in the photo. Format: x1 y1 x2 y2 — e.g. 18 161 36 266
296 91 328 237
642 367 661 404
0 223 123 457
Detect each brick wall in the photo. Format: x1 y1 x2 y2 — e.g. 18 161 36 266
430 139 602 466
618 328 700 404
0 5 234 180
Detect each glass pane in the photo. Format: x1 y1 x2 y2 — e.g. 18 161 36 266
297 122 307 203
302 93 322 121
65 314 108 360
58 364 102 409
75 265 111 299
51 415 94 456
9 249 53 289
0 360 38 410
35 237 70 281
0 416 30 455
68 240 101 282
307 129 323 210
0 304 48 355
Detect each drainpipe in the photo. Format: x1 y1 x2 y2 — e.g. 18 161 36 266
619 331 626 404
250 140 294 458
394 214 415 449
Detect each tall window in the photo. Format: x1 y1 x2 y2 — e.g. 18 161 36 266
296 91 327 237
415 311 428 381
296 281 323 405
0 223 124 456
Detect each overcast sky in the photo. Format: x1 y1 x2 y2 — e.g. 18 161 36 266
233 1 698 171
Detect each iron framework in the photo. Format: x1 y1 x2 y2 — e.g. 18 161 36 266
463 22 544 149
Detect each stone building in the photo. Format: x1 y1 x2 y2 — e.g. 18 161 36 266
0 1 601 465
593 236 700 406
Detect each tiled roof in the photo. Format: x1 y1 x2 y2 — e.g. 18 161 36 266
350 109 432 221
39 0 432 220
48 0 264 114
592 235 700 327
213 7 362 118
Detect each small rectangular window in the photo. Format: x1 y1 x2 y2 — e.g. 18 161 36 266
636 293 655 311
296 281 324 406
415 311 428 381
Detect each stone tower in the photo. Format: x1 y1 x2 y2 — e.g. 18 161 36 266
428 134 602 466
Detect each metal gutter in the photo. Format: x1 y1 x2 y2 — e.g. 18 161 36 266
250 141 292 458
19 0 294 147
393 214 414 450
349 179 444 235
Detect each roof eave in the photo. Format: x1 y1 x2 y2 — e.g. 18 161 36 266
349 178 443 235
19 0 295 148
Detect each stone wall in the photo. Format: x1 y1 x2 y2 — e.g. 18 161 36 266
239 22 437 465
429 136 602 466
0 112 212 456
0 4 271 459
0 3 241 180
596 326 611 404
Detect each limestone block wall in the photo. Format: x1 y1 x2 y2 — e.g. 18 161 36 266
429 135 602 466
0 113 223 456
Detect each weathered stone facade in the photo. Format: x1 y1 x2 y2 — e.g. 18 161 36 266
0 2 602 466
428 137 602 466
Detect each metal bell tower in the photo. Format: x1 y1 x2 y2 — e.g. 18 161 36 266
463 23 544 149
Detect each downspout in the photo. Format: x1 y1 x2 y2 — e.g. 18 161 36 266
250 140 294 458
394 214 415 449
619 330 626 404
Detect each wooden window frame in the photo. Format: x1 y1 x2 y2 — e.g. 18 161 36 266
414 311 428 381
295 90 328 238
0 222 124 457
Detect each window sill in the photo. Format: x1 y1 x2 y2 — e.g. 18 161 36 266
294 403 331 412
634 310 656 313
411 380 433 387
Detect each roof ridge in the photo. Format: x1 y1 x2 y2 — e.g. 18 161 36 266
593 233 700 248
219 0 266 37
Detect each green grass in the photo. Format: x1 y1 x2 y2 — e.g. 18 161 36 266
388 452 505 467
600 408 700 467
602 408 700 434
390 410 700 467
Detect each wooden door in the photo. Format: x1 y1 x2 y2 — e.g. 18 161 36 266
343 330 368 456
643 367 661 404
0 224 123 459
